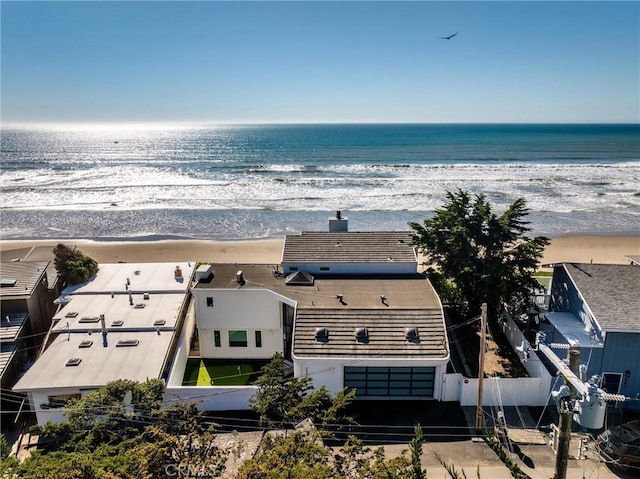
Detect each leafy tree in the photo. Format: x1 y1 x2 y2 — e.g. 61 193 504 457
249 352 356 429
136 403 227 479
408 424 426 479
53 243 99 286
410 190 549 322
238 431 413 479
236 431 333 479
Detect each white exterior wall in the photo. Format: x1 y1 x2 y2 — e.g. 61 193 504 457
30 387 100 425
167 300 196 387
282 262 416 276
193 289 285 358
293 356 448 400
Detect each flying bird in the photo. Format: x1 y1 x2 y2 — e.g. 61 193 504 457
439 32 458 40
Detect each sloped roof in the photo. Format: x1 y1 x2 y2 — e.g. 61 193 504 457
294 308 447 358
0 261 49 298
563 263 640 331
282 231 416 264
0 313 29 342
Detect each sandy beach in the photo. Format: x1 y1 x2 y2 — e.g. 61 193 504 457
1 234 638 266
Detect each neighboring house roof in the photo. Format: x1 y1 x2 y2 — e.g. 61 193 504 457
14 262 194 393
0 343 18 379
51 292 185 333
13 331 173 391
0 313 29 342
0 261 49 298
282 231 416 264
563 263 640 332
61 262 196 295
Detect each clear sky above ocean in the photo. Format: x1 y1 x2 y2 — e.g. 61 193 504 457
1 1 639 125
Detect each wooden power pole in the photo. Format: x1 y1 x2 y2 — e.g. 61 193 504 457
554 348 581 479
475 303 487 431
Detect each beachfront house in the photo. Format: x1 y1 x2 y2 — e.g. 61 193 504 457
541 262 640 409
167 213 450 409
13 262 196 425
1 260 56 426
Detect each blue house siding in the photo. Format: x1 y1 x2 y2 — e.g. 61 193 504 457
548 264 640 410
599 332 640 409
549 267 600 336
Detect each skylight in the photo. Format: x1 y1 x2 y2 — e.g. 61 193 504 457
79 317 100 323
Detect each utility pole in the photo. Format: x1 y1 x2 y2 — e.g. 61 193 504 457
554 348 580 479
475 303 487 431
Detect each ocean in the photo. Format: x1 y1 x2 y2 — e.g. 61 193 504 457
1 123 638 241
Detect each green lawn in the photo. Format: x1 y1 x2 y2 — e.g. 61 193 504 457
182 358 269 386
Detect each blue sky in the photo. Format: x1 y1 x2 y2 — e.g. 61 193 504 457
1 1 639 124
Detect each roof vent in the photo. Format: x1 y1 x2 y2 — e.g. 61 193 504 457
116 339 139 347
196 264 214 282
66 358 82 367
0 279 17 287
405 327 419 343
79 316 100 323
65 311 79 318
143 292 150 300
134 303 146 309
79 340 93 348
111 320 124 327
285 271 315 286
153 319 166 326
315 327 329 342
355 327 369 343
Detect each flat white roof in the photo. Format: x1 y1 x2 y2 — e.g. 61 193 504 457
52 292 185 332
63 262 196 295
13 331 173 391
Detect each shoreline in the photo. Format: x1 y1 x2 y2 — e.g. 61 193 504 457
1 233 638 266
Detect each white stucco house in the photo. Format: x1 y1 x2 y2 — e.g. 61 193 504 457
184 216 450 406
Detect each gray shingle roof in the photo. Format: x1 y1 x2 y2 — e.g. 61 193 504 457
563 263 640 331
294 308 447 358
282 231 416 264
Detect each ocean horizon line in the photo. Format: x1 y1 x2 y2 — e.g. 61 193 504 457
2 121 640 130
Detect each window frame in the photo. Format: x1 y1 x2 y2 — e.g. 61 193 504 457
228 330 248 347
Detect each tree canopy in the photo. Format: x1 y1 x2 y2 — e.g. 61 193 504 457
410 190 549 322
249 352 355 430
53 243 99 286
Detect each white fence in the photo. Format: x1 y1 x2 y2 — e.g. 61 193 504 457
442 373 552 406
441 309 552 406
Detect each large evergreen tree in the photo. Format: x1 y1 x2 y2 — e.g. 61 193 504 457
53 243 99 286
410 190 549 322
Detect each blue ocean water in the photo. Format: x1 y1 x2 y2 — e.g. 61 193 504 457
1 123 639 240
